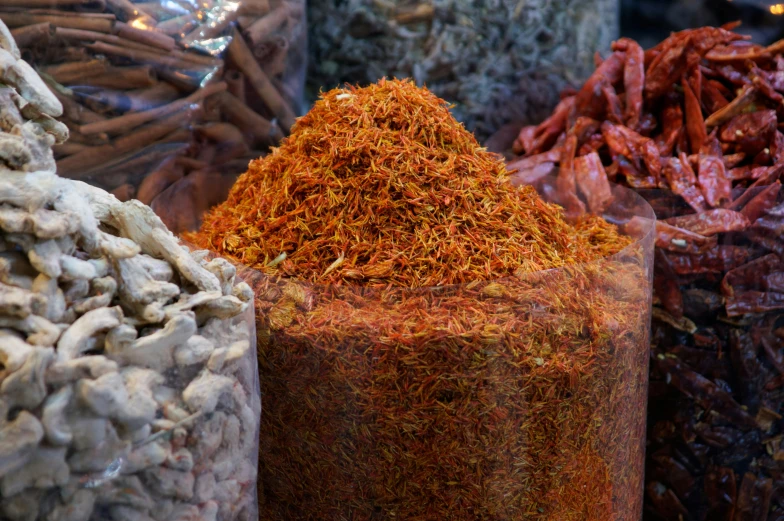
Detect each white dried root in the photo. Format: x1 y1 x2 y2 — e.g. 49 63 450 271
0 22 259 519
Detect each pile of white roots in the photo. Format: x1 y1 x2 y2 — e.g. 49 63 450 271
0 19 260 521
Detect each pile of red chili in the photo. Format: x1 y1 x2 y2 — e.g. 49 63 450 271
506 23 784 521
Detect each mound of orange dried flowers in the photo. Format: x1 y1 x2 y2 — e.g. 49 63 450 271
187 78 652 521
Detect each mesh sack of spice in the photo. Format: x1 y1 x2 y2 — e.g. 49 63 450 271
308 0 618 142
185 78 655 520
0 33 261 520
0 0 306 235
502 23 784 520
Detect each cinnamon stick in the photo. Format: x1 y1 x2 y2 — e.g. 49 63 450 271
156 14 197 37
74 81 179 113
114 21 175 51
1 0 95 6
0 12 114 32
176 157 208 171
111 183 136 202
244 4 289 47
136 156 184 204
20 9 115 19
104 0 152 24
212 90 283 146
237 16 257 31
225 69 246 103
55 27 203 63
57 46 91 63
84 40 215 71
238 0 271 17
259 35 288 77
48 84 108 125
80 81 226 135
9 23 54 48
41 59 108 85
53 142 88 157
57 108 193 177
77 66 158 90
227 28 295 131
181 9 238 48
63 123 109 146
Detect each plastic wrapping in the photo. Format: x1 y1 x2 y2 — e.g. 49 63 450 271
502 23 784 518
641 185 784 519
0 173 261 521
0 0 306 233
242 179 654 521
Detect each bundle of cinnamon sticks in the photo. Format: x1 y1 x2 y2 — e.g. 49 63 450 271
2 0 306 233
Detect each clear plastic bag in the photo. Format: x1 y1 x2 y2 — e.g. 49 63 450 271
0 0 306 234
638 184 784 519
0 173 261 521
239 179 654 521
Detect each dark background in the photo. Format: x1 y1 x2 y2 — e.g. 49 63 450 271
621 0 784 47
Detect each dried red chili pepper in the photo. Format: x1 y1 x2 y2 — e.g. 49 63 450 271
726 290 784 315
705 467 737 521
702 80 730 114
698 134 731 206
721 253 782 296
770 130 784 163
574 152 612 213
504 25 784 521
646 481 689 519
666 245 749 275
720 110 778 156
601 83 624 125
654 276 685 318
734 473 773 520
664 208 750 236
663 155 709 212
740 181 781 222
615 37 645 129
705 84 757 128
683 76 707 154
575 52 625 121
656 93 684 156
705 41 768 62
655 356 757 429
650 452 695 500
571 116 601 145
512 125 537 156
645 36 693 103
750 65 784 104
557 133 586 218
654 220 717 254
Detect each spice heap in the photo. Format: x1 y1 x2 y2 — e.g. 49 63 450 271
307 0 619 141
505 24 784 521
188 78 653 520
1 0 306 234
0 22 260 520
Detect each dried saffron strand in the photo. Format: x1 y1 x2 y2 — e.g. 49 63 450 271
187 79 624 287
188 79 650 521
245 253 650 521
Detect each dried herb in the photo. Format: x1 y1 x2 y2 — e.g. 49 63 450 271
188 79 653 520
306 0 619 141
504 25 784 521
